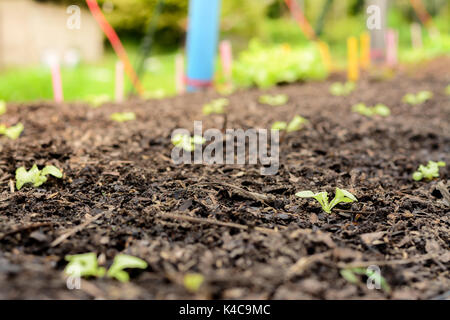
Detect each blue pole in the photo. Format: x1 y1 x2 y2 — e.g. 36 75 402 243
186 0 222 91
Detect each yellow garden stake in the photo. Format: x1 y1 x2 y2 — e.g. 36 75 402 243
317 41 333 72
347 36 359 82
360 32 371 70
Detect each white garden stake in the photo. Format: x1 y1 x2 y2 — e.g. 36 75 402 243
50 61 64 103
115 61 124 103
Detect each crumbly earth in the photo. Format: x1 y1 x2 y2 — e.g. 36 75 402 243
0 58 449 300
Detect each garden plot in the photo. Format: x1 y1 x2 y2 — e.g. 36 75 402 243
0 58 449 299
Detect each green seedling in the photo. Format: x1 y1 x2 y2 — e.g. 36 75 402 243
402 90 433 105
340 267 390 293
106 254 148 282
65 253 106 278
0 100 6 115
110 112 136 122
446 85 450 95
172 133 206 152
15 164 63 190
183 273 205 293
0 123 24 140
271 115 308 133
330 82 356 96
352 103 390 117
203 98 229 130
259 94 288 106
85 94 111 108
412 161 446 181
296 187 357 214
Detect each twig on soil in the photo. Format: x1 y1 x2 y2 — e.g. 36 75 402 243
50 211 106 247
337 253 437 269
157 212 279 235
0 222 54 240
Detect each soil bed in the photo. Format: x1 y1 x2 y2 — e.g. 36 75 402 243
0 59 449 299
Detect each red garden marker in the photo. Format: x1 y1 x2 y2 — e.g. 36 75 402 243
50 62 63 103
219 40 233 86
86 0 144 96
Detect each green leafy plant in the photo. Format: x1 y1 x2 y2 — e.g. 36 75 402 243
0 100 6 115
15 164 63 190
65 253 106 278
172 134 206 152
329 82 356 96
259 94 288 106
412 161 446 181
85 94 111 108
202 98 229 115
352 103 390 117
106 254 148 282
402 90 433 105
271 115 308 133
340 267 390 293
64 253 147 283
0 123 24 140
110 112 136 122
296 187 357 214
183 273 205 293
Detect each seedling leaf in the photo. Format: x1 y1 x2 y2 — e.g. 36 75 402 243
183 273 205 293
110 112 136 122
64 253 105 278
0 100 6 115
286 115 308 132
330 82 355 96
259 94 288 106
1 123 24 140
271 121 287 131
412 161 446 181
107 254 147 282
202 98 228 115
15 164 63 190
41 165 63 178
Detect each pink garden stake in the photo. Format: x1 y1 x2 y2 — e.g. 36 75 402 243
175 54 185 94
219 40 233 86
50 62 63 103
386 29 398 67
115 61 124 103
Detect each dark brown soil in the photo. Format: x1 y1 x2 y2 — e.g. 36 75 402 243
0 58 449 300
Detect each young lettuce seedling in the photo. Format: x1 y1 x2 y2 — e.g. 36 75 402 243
202 98 229 130
446 85 450 95
0 123 24 140
15 164 63 190
110 112 136 122
330 82 356 96
183 273 205 293
402 90 433 105
296 188 357 214
172 133 206 152
352 103 390 117
412 161 446 181
340 267 391 293
0 100 6 115
259 94 288 106
85 94 111 108
106 254 148 282
64 253 106 278
271 115 308 132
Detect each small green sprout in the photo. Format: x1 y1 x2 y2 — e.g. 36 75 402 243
0 123 24 140
259 94 288 106
0 100 6 115
85 94 110 108
330 81 356 96
352 103 390 117
202 98 229 115
340 267 391 293
172 133 206 152
402 90 433 105
64 253 106 278
15 164 63 190
296 187 357 214
412 161 446 181
271 115 308 132
183 273 205 293
110 112 136 122
106 254 148 282
64 253 147 283
446 85 450 95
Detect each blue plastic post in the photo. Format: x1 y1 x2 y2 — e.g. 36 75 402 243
186 0 222 91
